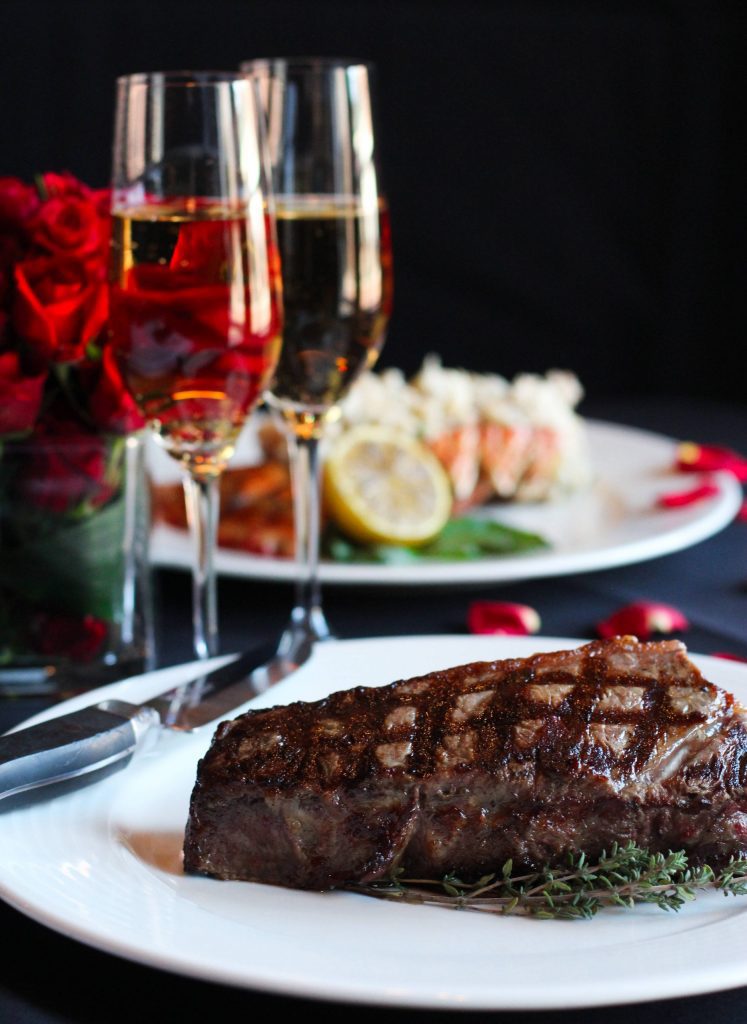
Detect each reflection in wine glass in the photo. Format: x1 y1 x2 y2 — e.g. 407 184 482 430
109 71 283 660
244 57 393 674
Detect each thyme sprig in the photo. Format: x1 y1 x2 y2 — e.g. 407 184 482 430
347 842 747 920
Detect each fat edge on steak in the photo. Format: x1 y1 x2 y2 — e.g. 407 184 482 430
183 637 747 890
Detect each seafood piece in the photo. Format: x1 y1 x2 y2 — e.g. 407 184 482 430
337 359 592 504
152 462 296 557
473 370 591 500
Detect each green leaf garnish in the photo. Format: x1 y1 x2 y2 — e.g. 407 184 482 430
323 516 549 565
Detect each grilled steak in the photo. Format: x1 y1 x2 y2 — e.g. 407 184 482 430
183 637 747 890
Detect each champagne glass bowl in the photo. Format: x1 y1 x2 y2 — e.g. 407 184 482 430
109 70 282 660
243 57 393 673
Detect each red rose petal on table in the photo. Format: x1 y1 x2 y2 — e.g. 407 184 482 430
711 652 747 663
467 601 541 636
737 500 747 522
676 442 747 482
596 601 689 641
657 482 721 508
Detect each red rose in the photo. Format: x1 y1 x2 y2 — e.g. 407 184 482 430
0 351 46 434
0 172 145 443
0 176 41 229
13 255 108 363
110 266 255 357
30 194 107 260
40 171 93 201
87 345 145 434
90 188 111 220
9 416 117 514
28 611 107 661
0 191 33 294
169 219 234 278
0 236 25 285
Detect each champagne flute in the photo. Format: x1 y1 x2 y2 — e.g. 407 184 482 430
243 57 393 671
109 71 283 660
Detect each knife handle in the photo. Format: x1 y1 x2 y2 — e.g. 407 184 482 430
0 700 160 801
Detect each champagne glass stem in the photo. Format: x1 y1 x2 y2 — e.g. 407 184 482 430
182 473 220 660
280 429 333 661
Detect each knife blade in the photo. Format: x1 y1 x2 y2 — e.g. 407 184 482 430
0 639 287 802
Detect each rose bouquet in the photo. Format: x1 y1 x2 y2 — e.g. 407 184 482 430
0 172 149 692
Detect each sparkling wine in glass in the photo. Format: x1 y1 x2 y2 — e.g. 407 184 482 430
109 71 282 660
244 58 393 671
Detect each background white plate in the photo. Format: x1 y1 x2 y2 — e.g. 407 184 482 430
2 635 747 1010
148 420 742 585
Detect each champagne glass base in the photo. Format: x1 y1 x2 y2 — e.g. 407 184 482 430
278 604 334 661
249 606 334 692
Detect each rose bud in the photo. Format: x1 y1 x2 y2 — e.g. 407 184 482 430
676 442 747 483
467 601 541 636
596 601 689 641
657 482 721 508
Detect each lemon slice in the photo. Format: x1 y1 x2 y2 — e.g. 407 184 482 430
324 424 453 546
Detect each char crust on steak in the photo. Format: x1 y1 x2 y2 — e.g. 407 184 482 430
183 637 747 890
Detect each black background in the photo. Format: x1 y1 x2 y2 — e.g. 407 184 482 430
0 0 744 403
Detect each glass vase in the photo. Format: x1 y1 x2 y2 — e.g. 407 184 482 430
0 430 155 697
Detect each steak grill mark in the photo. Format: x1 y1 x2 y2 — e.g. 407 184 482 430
183 638 747 890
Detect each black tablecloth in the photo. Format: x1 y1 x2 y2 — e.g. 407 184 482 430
3 396 747 1024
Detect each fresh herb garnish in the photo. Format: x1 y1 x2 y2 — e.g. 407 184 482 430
323 516 549 565
347 841 747 919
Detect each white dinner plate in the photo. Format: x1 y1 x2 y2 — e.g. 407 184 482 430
148 420 742 585
2 634 747 1010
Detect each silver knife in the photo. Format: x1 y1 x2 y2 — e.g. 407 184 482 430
0 639 290 802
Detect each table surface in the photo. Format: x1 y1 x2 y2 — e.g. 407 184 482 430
3 395 747 1024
